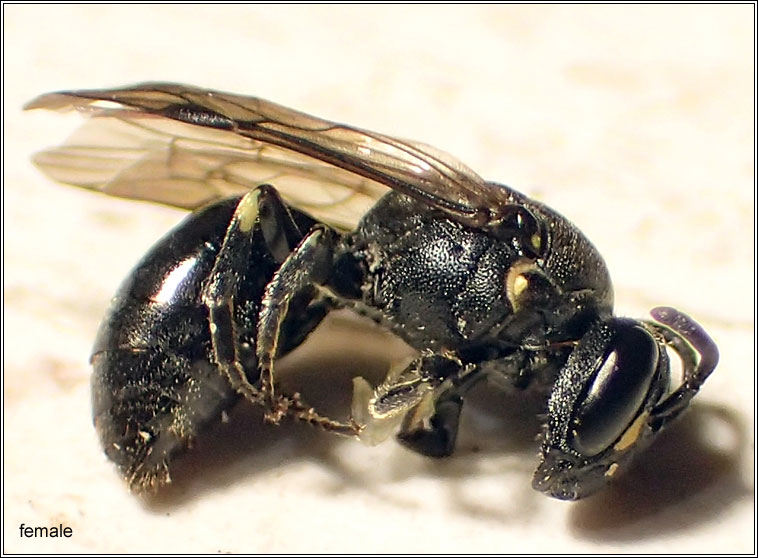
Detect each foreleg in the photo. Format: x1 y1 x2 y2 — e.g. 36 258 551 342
352 351 482 456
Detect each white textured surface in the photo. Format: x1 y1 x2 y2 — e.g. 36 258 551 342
3 4 754 553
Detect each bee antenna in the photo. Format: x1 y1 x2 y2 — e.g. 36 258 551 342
647 306 719 429
650 306 719 386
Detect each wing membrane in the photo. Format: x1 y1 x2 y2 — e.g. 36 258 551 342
27 100 385 229
26 82 514 228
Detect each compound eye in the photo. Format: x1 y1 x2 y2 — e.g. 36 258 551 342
495 206 545 258
571 324 659 456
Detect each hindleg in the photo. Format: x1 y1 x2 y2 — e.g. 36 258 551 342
202 188 271 406
202 185 331 420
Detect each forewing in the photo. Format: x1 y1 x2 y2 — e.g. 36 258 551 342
26 83 513 229
28 96 385 229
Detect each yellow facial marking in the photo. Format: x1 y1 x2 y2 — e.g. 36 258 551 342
604 463 619 478
614 411 649 452
531 233 542 252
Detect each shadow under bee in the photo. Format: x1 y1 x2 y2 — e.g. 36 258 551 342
141 314 743 534
569 401 749 540
141 312 405 507
140 311 547 510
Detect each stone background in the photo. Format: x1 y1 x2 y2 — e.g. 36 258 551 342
3 4 754 553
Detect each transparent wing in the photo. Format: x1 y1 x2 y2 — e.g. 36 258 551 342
26 83 516 229
26 91 387 229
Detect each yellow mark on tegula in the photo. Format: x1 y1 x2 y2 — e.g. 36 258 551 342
505 259 537 312
604 463 619 478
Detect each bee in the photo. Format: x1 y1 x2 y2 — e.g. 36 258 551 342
26 83 718 500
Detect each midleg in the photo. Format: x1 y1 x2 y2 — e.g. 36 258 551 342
256 225 360 434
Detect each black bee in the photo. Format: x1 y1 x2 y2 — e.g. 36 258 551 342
26 83 718 500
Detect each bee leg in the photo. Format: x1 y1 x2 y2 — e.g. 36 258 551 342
353 352 481 456
396 390 465 458
255 184 312 264
398 357 483 458
256 225 360 435
201 188 270 408
202 185 314 411
482 347 571 392
647 307 720 431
